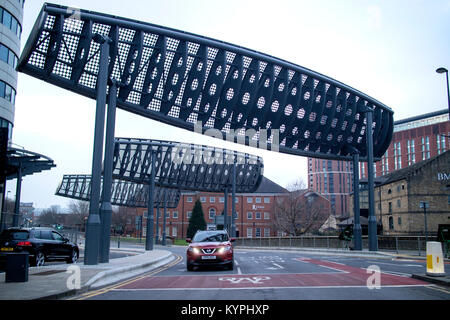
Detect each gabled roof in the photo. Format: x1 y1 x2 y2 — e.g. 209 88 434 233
253 176 289 194
377 150 450 186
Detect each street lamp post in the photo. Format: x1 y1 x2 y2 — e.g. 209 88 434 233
436 67 450 118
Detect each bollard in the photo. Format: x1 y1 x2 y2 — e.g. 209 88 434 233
426 241 445 277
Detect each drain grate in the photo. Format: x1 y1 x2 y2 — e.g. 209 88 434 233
32 270 66 276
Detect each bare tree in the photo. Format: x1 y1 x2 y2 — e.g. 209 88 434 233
36 206 64 227
111 206 137 236
65 200 89 230
273 178 329 236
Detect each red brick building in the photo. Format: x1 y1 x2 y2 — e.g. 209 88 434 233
308 109 450 217
137 177 288 239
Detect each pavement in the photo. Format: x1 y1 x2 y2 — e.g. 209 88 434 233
0 244 448 300
0 245 176 300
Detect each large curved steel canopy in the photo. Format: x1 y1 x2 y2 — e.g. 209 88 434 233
17 3 393 161
5 147 56 180
56 174 180 208
113 138 263 193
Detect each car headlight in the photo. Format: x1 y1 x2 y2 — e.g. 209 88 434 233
188 247 200 254
218 246 231 253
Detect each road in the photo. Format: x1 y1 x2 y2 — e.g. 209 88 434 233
72 245 450 300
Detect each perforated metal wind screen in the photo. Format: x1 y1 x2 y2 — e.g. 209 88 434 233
56 174 180 208
113 138 263 193
18 3 393 160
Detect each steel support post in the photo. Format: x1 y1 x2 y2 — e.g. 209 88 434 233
224 187 228 230
352 152 362 250
155 204 160 244
84 36 110 265
12 164 22 227
231 157 237 238
99 80 118 263
162 190 167 246
145 150 156 251
366 108 378 251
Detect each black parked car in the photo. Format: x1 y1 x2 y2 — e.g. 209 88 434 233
0 227 79 267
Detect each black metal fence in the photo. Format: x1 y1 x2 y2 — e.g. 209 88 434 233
235 235 434 256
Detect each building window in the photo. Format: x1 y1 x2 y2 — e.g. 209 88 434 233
247 197 253 203
200 197 206 203
389 217 394 230
219 197 224 203
247 212 253 219
187 211 192 219
264 212 270 220
437 134 447 154
0 7 22 38
166 211 170 218
172 226 177 237
381 151 389 176
397 199 401 208
398 217 402 226
209 208 216 220
187 197 193 203
172 211 178 219
247 228 253 238
264 228 270 237
255 228 261 237
255 197 261 203
388 202 392 213
0 43 18 68
394 142 402 170
407 139 416 165
421 137 430 160
255 212 261 219
210 197 215 203
264 197 270 203
0 80 16 104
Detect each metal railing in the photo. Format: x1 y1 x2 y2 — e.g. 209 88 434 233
234 235 434 256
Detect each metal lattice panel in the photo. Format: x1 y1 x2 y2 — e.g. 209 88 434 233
113 138 263 193
18 4 393 160
56 174 180 208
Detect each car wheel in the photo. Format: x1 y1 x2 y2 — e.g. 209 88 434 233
33 251 45 267
187 263 194 271
66 249 78 264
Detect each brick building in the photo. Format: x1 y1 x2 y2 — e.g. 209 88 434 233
308 109 450 217
137 176 288 239
350 150 450 235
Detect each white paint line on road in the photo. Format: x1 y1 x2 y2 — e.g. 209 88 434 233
237 267 242 275
367 261 422 267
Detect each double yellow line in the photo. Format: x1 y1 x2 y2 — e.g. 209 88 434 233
70 254 183 300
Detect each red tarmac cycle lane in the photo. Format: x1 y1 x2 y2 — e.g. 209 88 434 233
115 257 429 290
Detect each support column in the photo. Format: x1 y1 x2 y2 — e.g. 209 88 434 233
231 155 237 238
155 204 160 244
84 35 111 265
224 187 228 230
366 108 378 251
145 150 156 251
162 190 167 246
352 152 362 251
12 164 22 227
99 80 118 263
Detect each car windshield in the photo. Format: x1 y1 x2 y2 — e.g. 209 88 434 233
192 232 228 242
0 230 29 240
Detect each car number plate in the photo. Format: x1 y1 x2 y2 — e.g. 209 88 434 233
201 255 216 260
0 247 13 252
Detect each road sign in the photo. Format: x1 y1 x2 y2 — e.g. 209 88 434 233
419 201 429 209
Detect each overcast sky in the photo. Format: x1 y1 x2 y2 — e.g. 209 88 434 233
6 0 450 210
